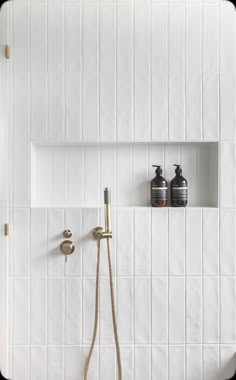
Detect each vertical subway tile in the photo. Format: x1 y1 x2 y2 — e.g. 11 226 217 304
134 208 151 275
185 3 202 140
152 346 168 380
8 346 13 380
169 208 185 275
48 1 64 141
132 146 148 206
152 208 168 275
65 208 82 276
203 208 219 275
220 2 235 141
100 346 116 380
100 277 114 345
31 346 47 380
169 346 185 380
135 346 151 380
81 346 99 380
152 277 168 344
51 148 67 206
186 346 202 380
82 277 97 345
220 277 236 343
151 5 168 141
169 277 185 344
31 208 47 276
47 277 64 345
13 208 30 276
181 145 197 206
220 142 236 209
117 277 133 345
164 145 181 194
82 3 99 141
203 277 219 343
120 346 134 380
186 208 202 276
84 146 100 206
203 346 219 380
117 208 133 276
134 278 151 344
31 3 47 142
48 346 64 380
13 3 30 207
100 4 116 141
65 4 82 142
13 346 30 380
13 278 30 345
168 5 185 141
116 0 133 141
116 146 132 206
134 0 150 141
30 277 47 345
186 277 202 343
35 147 51 206
65 277 82 345
65 346 82 380
67 149 84 206
100 146 116 205
202 5 219 141
82 208 99 276
220 210 235 275
47 208 65 276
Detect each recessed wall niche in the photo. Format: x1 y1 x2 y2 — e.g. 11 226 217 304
31 142 218 208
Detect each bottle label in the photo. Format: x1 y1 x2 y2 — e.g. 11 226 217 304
171 186 188 201
152 186 168 201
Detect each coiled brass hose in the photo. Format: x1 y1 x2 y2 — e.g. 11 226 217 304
84 238 122 380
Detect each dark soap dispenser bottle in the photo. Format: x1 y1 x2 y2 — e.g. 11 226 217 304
171 164 188 207
151 165 168 207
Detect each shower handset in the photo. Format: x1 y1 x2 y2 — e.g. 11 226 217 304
92 187 112 240
104 187 111 233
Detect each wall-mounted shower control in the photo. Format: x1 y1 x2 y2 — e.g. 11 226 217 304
63 229 72 238
60 230 75 262
60 240 75 262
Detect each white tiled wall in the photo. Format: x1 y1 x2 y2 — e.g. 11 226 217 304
0 0 236 379
6 207 236 379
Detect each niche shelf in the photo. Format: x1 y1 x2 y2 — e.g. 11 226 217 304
31 142 219 208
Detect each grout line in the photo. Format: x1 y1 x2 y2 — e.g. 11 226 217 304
167 207 170 380
98 0 101 143
81 0 84 142
201 208 204 380
46 208 48 380
132 0 134 142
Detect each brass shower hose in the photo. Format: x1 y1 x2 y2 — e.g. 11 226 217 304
84 237 122 380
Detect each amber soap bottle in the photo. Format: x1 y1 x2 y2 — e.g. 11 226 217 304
151 165 168 207
170 164 188 207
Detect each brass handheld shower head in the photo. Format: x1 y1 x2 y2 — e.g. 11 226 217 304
93 187 112 240
104 187 111 233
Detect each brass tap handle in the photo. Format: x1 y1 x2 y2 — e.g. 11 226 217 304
60 240 75 262
63 229 72 238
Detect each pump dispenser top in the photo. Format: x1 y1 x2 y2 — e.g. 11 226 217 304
152 165 163 175
174 164 182 175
